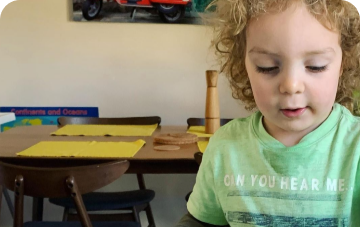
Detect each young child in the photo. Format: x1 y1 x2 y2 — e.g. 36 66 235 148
176 0 360 226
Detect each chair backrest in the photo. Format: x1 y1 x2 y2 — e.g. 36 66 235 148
187 118 233 127
0 160 129 198
0 160 129 227
194 152 203 165
58 116 161 126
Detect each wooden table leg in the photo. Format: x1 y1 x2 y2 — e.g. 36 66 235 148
32 197 44 221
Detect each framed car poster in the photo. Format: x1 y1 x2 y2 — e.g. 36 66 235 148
71 0 212 24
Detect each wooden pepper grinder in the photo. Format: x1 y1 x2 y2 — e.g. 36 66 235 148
205 70 220 134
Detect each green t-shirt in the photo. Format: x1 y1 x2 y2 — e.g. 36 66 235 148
187 103 360 227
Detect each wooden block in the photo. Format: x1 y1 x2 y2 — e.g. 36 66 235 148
205 87 220 118
154 145 180 151
205 118 220 134
153 133 198 145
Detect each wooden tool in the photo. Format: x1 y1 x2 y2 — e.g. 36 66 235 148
205 70 220 134
153 133 198 145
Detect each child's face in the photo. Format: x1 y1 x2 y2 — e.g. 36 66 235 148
245 2 343 136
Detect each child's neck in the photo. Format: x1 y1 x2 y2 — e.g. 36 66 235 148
262 118 320 147
265 126 309 147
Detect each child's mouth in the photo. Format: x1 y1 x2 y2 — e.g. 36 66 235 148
281 107 307 118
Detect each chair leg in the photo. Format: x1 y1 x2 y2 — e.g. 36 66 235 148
62 207 69 221
136 174 156 227
145 203 156 227
136 174 146 190
3 187 14 218
0 185 2 219
66 176 93 227
14 175 25 227
32 197 44 221
132 205 141 223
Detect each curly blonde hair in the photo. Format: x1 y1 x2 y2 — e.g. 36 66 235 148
206 0 360 111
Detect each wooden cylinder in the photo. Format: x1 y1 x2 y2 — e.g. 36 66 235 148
205 88 220 118
206 70 218 87
205 118 220 134
205 70 220 134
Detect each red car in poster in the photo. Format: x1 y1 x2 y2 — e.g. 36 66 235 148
82 0 192 23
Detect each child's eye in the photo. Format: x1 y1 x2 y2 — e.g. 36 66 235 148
306 66 328 73
256 66 278 74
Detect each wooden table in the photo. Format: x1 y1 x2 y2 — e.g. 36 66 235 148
0 125 204 221
0 125 202 173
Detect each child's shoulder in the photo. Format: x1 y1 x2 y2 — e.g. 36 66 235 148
205 114 256 152
214 114 254 138
337 103 360 126
334 105 360 146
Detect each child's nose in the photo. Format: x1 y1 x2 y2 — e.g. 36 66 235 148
279 76 305 94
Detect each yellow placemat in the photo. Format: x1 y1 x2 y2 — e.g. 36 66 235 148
197 141 209 153
187 126 213 138
51 124 158 136
17 140 146 158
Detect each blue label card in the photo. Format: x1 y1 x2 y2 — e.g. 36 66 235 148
0 107 99 132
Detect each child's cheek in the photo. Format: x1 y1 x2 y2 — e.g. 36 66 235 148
308 80 338 107
252 82 274 111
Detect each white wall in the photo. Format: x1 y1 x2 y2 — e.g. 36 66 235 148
0 0 250 226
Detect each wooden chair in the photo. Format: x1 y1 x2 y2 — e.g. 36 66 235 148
49 116 160 227
0 159 140 227
185 152 203 202
194 152 203 166
186 118 233 128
